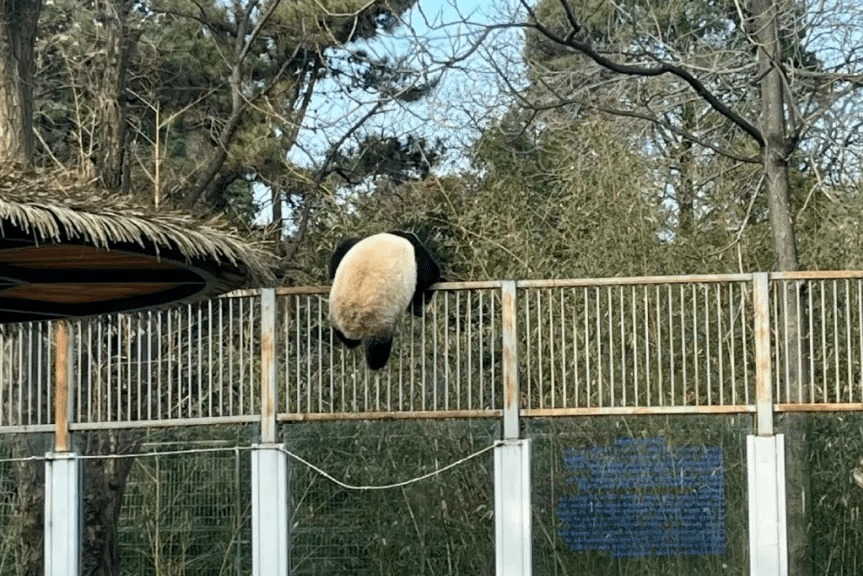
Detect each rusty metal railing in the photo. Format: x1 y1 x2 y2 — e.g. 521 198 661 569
2 272 863 434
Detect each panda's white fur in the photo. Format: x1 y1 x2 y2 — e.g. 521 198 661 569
329 232 417 340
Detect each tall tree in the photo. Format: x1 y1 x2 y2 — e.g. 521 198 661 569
499 0 863 572
3 0 443 573
0 0 43 165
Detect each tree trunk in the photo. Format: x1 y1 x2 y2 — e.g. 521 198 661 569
751 1 811 574
677 101 696 237
0 0 42 165
0 5 47 574
94 0 138 193
80 431 139 576
13 436 46 576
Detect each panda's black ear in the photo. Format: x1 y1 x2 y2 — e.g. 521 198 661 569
328 237 361 280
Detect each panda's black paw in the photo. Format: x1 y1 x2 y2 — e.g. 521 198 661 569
364 336 394 370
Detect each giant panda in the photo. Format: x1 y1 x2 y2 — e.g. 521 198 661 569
327 230 443 370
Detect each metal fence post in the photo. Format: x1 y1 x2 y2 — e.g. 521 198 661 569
747 435 788 576
252 289 291 576
747 273 788 576
495 280 532 576
45 320 81 576
753 273 773 436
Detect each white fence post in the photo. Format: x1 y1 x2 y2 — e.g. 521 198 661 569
495 281 532 576
251 289 291 576
45 320 81 576
747 435 788 576
45 452 81 576
747 274 788 576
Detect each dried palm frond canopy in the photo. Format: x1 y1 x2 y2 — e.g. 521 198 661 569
0 167 275 323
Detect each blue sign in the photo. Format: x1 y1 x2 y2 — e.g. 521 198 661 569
556 437 725 558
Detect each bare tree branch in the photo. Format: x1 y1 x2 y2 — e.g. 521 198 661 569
513 0 766 146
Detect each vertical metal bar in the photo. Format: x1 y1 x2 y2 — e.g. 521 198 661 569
106 319 112 422
560 289 567 407
845 280 853 402
456 292 461 410
833 281 840 402
584 287 591 406
754 273 773 436
820 280 827 403
729 284 737 405
607 288 614 406
53 321 72 452
540 288 545 408
468 292 473 409
207 303 213 417
187 306 193 418
783 281 791 403
502 281 520 440
480 291 486 409
620 287 627 406
491 290 497 409
644 286 650 406
742 282 751 405
32 324 38 424
525 290 532 410
572 288 580 407
808 283 814 402
306 300 312 413
433 296 438 410
668 285 675 406
294 296 301 413
796 282 804 403
239 298 246 414
716 285 724 405
858 281 863 401
260 289 278 443
318 298 323 412
692 285 699 405
704 286 711 406
549 289 556 408
595 287 602 407
680 285 687 405
632 286 638 405
656 285 662 406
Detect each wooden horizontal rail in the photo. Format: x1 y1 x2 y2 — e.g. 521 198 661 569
523 405 756 417
277 409 502 422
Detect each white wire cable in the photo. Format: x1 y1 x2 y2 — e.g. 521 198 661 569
0 441 502 491
277 441 501 491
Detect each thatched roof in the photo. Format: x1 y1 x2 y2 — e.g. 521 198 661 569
0 166 275 321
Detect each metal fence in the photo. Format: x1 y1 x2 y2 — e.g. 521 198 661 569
4 272 863 434
2 272 863 576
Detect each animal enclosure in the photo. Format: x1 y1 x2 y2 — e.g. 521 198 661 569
1 272 863 575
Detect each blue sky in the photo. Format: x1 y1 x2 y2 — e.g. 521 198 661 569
254 0 523 223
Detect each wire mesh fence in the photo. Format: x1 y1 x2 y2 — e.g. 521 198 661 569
3 275 863 573
286 419 498 575
114 427 254 576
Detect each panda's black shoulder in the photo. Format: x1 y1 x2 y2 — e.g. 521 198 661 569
328 236 362 280
386 229 423 248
